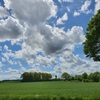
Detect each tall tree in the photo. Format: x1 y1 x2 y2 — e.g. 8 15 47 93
83 9 100 61
74 75 82 81
61 72 70 80
21 72 34 82
88 72 100 82
82 72 88 79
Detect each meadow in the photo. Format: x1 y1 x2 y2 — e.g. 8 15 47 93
0 81 100 100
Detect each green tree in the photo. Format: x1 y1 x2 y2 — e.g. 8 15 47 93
82 72 88 79
21 72 34 82
75 75 82 81
61 72 70 81
83 9 100 61
88 72 100 82
21 72 52 82
42 73 52 80
55 75 57 79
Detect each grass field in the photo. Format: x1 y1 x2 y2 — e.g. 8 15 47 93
0 81 100 100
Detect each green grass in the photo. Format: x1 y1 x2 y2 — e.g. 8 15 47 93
0 81 100 100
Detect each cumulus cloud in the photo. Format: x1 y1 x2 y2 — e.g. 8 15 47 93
0 17 24 40
4 0 11 9
0 62 3 68
67 26 85 44
80 0 92 14
4 45 8 51
95 0 100 13
0 6 8 18
0 0 57 42
58 0 74 3
1 57 6 62
0 22 85 67
57 13 68 25
4 0 57 25
0 68 21 80
73 11 80 16
23 25 85 55
73 0 92 16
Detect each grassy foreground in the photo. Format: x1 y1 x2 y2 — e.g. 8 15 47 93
0 81 100 100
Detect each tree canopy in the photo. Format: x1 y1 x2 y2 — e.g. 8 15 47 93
20 71 100 82
21 72 52 82
82 72 88 79
61 72 71 80
83 9 100 61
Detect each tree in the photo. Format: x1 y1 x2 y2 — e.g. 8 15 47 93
21 72 34 82
74 75 82 81
83 9 100 61
88 72 100 82
61 72 70 81
21 72 52 82
55 75 57 79
82 72 88 79
42 73 52 80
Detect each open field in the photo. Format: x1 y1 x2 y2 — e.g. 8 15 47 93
0 81 100 100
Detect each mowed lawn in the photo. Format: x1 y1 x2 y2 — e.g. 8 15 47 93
0 81 100 99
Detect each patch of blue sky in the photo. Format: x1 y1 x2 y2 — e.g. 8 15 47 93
0 0 4 7
0 41 21 52
89 0 96 10
73 45 85 58
36 52 45 57
64 13 93 32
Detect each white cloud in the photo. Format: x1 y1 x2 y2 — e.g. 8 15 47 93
2 46 15 65
58 0 74 3
1 57 6 62
73 0 92 16
45 0 57 17
5 0 57 26
0 17 24 40
4 45 8 51
95 0 100 13
25 25 85 55
73 11 80 16
14 43 37 61
14 25 85 65
0 68 21 81
4 0 11 9
9 60 14 65
67 7 71 12
0 62 3 68
20 67 27 72
80 0 92 14
0 0 57 42
0 6 8 18
67 26 85 45
57 13 68 25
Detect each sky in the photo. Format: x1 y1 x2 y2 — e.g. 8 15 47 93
0 0 100 80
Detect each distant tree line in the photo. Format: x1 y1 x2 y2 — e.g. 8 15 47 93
21 71 100 82
61 72 100 82
21 72 52 82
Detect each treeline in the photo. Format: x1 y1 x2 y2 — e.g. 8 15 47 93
61 72 100 82
21 71 100 82
21 72 52 82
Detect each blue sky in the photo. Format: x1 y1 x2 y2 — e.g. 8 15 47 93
0 0 100 80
